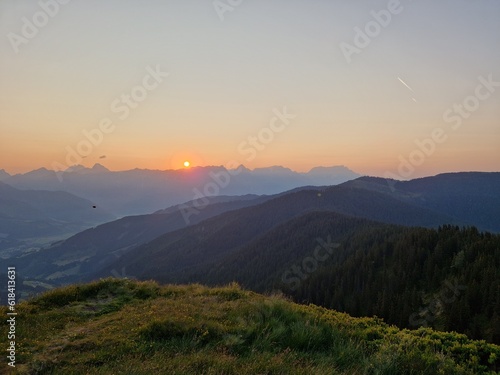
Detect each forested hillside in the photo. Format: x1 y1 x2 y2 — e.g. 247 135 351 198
288 224 500 344
183 215 500 344
98 209 500 344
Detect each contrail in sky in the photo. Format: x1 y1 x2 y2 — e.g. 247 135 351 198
397 76 417 102
397 76 415 93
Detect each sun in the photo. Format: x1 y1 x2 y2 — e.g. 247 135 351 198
183 161 190 168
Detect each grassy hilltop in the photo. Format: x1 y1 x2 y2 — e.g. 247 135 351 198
1 278 499 374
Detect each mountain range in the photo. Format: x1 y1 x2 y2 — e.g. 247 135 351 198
4 170 500 344
11 171 500 284
0 164 357 258
0 164 360 216
91 172 499 283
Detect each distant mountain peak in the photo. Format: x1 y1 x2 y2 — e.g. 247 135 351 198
91 163 109 172
20 167 54 179
63 164 110 174
235 165 251 173
0 169 11 181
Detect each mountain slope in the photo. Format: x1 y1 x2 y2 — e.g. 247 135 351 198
96 184 458 283
0 169 10 181
0 182 114 257
10 185 332 289
289 224 500 343
99 209 500 344
1 278 498 374
347 172 500 232
17 172 494 287
11 194 273 286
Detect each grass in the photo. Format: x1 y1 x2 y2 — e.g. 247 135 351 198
1 278 499 374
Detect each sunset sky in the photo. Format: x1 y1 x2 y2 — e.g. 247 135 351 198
1 0 499 178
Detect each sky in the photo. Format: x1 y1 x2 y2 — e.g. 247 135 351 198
1 0 499 178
